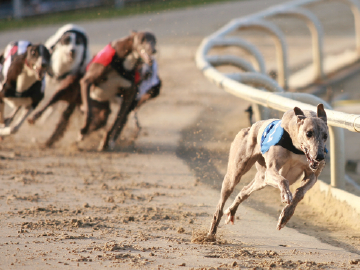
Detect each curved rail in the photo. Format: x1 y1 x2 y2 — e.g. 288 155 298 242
196 0 360 188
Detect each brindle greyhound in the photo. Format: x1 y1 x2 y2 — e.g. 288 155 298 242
0 41 50 135
79 31 156 151
208 104 328 238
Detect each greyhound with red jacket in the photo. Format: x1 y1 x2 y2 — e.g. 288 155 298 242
79 31 157 151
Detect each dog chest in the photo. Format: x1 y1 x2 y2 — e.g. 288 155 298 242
16 65 38 93
90 69 132 102
278 153 308 184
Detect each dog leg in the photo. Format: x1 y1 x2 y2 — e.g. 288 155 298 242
265 169 293 204
277 175 316 230
79 64 106 140
28 89 68 124
44 102 77 147
133 111 141 140
277 163 324 230
208 127 261 237
29 74 80 125
0 100 5 125
224 162 266 225
98 88 137 151
79 81 92 140
10 106 33 134
5 106 21 126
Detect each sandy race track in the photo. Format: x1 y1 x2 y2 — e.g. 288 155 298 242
1 0 360 269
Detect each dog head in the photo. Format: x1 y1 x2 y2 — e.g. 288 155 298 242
56 31 86 61
132 31 156 66
25 44 51 80
49 30 88 77
286 104 328 172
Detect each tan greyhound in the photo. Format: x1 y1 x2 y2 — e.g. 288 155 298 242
208 104 328 237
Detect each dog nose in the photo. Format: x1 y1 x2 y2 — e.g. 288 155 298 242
41 63 48 68
315 153 325 161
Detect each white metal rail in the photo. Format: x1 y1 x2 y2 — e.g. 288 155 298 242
196 0 360 189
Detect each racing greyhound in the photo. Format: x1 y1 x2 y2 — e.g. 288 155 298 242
208 104 328 238
0 41 50 135
79 31 156 151
27 24 104 147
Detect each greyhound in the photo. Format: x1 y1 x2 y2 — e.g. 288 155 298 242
79 31 156 151
208 104 328 237
0 41 50 135
27 24 101 147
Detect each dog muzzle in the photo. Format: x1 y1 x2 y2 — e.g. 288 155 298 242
301 145 323 171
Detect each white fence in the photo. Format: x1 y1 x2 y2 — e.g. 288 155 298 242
196 0 360 189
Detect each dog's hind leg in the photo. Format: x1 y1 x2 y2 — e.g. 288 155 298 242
208 126 261 237
224 161 267 225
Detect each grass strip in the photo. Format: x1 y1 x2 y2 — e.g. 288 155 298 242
0 0 238 32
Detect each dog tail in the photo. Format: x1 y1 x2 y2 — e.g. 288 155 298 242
45 102 76 147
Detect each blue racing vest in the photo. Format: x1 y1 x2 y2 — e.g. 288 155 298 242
261 120 305 155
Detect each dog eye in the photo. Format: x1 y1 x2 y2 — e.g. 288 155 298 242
306 131 313 138
323 134 328 140
76 36 83 45
63 37 71 45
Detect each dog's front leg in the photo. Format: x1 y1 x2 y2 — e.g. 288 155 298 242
29 75 78 125
79 79 92 140
265 168 293 204
277 173 317 230
5 106 21 126
277 163 324 230
0 99 5 125
10 106 33 134
79 64 106 140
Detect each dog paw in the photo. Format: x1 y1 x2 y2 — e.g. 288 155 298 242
77 132 84 142
206 234 216 242
108 140 116 150
224 209 235 225
97 140 109 152
281 190 293 204
9 127 18 135
27 118 35 125
277 204 295 230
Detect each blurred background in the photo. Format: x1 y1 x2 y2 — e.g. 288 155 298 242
1 0 130 19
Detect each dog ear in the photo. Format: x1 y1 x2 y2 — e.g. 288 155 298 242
132 31 140 46
294 107 306 123
317 103 327 123
294 107 305 116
